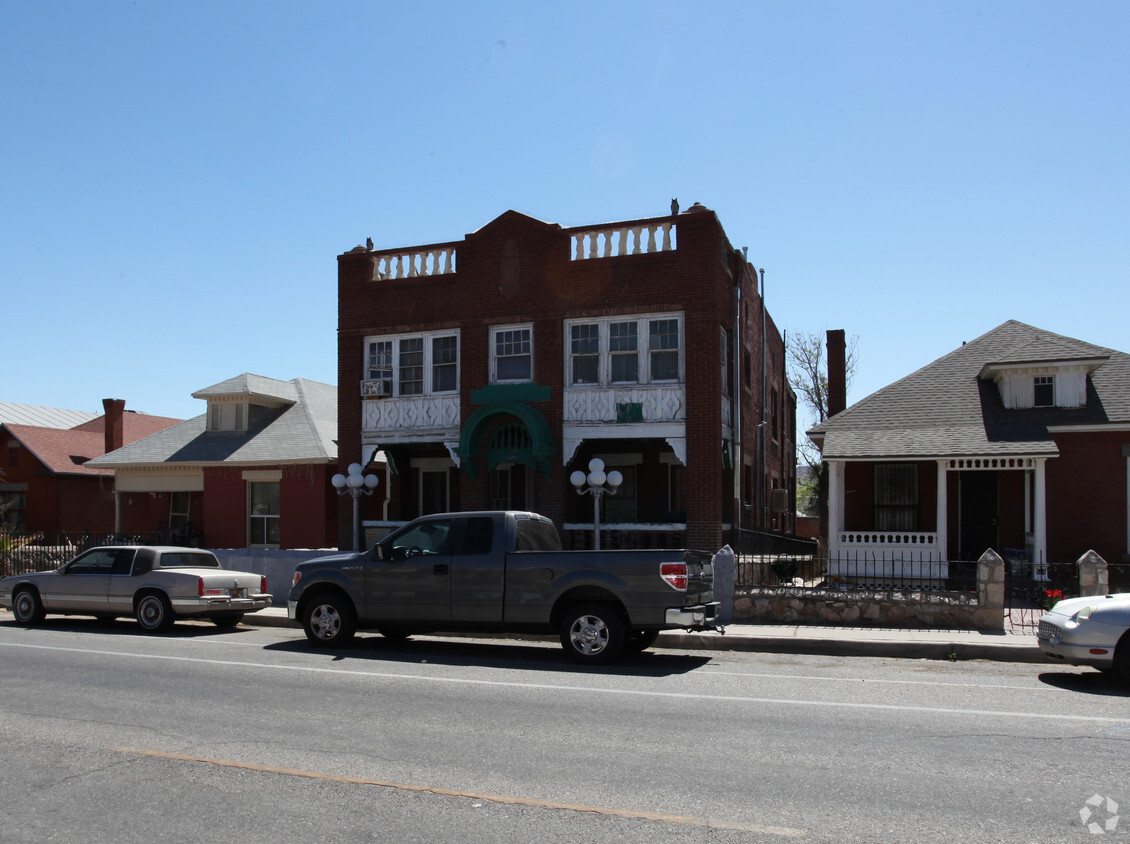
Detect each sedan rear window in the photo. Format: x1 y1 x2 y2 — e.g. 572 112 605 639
158 552 221 568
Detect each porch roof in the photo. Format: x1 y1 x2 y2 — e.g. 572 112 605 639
810 321 1130 461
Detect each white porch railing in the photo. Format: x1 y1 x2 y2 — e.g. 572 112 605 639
371 247 457 280
563 385 686 424
569 222 676 260
362 395 460 434
830 531 945 579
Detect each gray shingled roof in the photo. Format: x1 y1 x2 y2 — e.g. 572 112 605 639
87 376 336 467
0 402 99 428
809 321 1130 460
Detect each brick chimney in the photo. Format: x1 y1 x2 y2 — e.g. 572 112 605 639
103 398 126 453
826 330 847 419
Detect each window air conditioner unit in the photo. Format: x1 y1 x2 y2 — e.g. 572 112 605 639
770 488 789 513
361 379 390 397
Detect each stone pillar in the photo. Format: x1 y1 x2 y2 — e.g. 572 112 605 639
975 548 1005 630
1077 549 1109 597
712 545 736 624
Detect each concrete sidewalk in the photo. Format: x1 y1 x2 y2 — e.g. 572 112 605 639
245 607 1045 664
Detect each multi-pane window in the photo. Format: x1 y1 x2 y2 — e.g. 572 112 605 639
399 338 424 396
1 491 26 531
492 325 532 382
565 314 683 386
1034 376 1054 407
649 318 680 381
364 331 459 397
169 491 191 535
874 463 918 531
609 322 639 383
432 336 458 392
570 324 599 385
248 482 280 547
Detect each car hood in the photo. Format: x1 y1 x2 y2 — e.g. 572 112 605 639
1046 593 1130 621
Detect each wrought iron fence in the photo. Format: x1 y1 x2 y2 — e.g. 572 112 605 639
0 530 168 578
1004 561 1079 630
737 551 979 601
1109 562 1130 594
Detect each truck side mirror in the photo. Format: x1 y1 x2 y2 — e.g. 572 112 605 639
371 544 384 562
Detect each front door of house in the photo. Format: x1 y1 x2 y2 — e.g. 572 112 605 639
960 472 998 561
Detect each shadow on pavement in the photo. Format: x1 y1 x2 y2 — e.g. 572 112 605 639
2 616 262 639
263 634 711 677
1037 670 1130 696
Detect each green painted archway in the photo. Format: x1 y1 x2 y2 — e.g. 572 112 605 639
457 402 556 480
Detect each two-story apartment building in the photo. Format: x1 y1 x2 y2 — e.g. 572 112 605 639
337 204 796 551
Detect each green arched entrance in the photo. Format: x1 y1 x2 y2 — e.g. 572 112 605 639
456 402 556 480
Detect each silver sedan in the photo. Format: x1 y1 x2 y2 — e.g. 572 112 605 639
1 546 271 633
1037 593 1130 682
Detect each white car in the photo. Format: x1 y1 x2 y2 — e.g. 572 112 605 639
1037 593 1130 682
1 546 271 633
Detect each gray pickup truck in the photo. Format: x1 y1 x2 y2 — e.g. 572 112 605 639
287 510 719 663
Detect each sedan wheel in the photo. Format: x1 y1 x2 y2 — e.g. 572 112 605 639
135 593 174 633
559 603 624 664
13 588 46 626
303 595 356 647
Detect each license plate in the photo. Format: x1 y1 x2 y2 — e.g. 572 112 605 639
229 587 247 598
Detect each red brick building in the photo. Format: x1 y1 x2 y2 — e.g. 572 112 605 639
88 375 340 550
337 204 796 551
1 400 181 536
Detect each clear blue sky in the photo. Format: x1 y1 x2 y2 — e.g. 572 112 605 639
3 1 1127 436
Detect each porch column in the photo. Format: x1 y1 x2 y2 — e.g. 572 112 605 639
827 460 843 559
935 460 948 563
1033 457 1048 580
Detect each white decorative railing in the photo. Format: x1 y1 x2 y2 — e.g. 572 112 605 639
371 247 457 280
833 531 942 566
947 457 1035 470
563 386 686 424
570 222 676 261
362 395 460 433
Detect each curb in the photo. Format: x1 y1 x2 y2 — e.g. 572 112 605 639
243 611 1045 664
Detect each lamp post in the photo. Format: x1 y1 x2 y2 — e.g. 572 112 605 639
570 458 623 550
332 462 380 552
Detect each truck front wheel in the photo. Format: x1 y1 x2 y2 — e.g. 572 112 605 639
303 593 356 647
560 603 625 664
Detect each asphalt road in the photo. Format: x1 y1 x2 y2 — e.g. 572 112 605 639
1 618 1127 843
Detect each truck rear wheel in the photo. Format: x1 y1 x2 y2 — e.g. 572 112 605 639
560 603 624 664
303 593 356 647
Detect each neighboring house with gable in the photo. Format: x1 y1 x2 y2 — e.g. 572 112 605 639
808 320 1130 575
87 374 341 550
1 400 181 535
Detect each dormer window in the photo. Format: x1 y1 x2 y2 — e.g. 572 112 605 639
209 402 247 432
1033 376 1054 407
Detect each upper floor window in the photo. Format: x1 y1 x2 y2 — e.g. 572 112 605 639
208 402 246 432
566 313 684 387
1033 376 1054 407
491 324 532 383
365 330 460 397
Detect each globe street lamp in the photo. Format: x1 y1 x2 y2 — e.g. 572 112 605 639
332 462 379 551
570 458 623 551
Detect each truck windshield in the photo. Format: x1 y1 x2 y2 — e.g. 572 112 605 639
515 518 561 551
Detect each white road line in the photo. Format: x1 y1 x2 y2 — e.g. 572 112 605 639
3 639 1128 725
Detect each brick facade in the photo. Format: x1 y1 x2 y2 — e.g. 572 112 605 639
337 205 796 551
